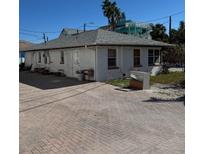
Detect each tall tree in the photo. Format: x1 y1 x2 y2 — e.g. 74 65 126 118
177 21 185 44
102 0 112 24
161 21 185 66
102 0 123 31
150 24 169 42
170 29 178 44
170 21 185 44
121 12 126 20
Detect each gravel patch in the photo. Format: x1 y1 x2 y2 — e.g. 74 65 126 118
147 84 185 102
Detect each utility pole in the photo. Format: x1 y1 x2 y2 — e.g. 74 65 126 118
83 22 94 32
169 16 172 43
43 33 46 44
84 23 86 32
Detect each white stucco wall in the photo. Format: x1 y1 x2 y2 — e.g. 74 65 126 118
95 46 161 81
95 46 123 81
24 52 33 67
26 47 96 80
25 45 161 81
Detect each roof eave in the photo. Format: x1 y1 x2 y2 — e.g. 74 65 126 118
22 42 174 52
95 43 174 48
22 43 98 52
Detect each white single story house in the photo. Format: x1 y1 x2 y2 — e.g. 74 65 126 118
22 28 172 81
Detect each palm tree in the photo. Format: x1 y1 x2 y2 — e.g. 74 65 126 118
102 0 123 31
102 0 112 25
121 12 126 20
109 1 119 30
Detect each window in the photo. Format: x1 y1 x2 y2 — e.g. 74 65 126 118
154 50 160 63
43 51 50 64
108 49 117 69
43 53 47 64
134 49 140 67
60 51 64 64
148 49 154 66
38 52 41 63
148 49 160 66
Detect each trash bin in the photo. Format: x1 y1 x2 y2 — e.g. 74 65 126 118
129 79 143 90
130 71 150 90
81 69 94 81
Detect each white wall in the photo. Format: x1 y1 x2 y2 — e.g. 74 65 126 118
96 46 123 81
95 46 161 81
25 46 161 81
24 52 33 67
28 47 96 80
67 47 95 79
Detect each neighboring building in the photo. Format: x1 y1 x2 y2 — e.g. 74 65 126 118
19 40 34 64
22 28 172 81
59 28 83 38
99 19 152 39
115 20 152 39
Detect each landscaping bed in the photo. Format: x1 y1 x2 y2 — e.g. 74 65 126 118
106 72 185 89
105 78 130 88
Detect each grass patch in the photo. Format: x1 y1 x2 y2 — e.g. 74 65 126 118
105 79 130 88
150 72 185 85
106 72 185 88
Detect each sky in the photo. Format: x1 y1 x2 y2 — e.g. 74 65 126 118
20 0 185 43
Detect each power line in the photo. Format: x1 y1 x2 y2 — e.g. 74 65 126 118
20 30 54 43
135 10 184 24
19 32 41 37
35 38 44 41
86 25 99 27
20 24 98 34
20 28 42 34
161 21 169 25
19 10 184 39
20 28 60 34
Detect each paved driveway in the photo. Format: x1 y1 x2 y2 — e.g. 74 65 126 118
20 72 184 154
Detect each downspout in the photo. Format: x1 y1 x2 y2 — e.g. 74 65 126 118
159 47 162 64
71 53 73 76
95 46 97 81
119 46 124 77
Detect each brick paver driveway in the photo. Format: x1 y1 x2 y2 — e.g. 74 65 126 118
20 72 184 154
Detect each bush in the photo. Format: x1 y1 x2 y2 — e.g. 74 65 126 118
161 45 185 66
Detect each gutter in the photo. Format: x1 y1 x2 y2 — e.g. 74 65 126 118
23 43 174 52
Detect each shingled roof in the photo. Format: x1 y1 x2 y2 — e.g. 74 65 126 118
19 40 35 51
59 28 83 38
23 29 173 51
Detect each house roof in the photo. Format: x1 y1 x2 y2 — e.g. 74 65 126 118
22 29 173 51
19 40 35 51
59 28 83 38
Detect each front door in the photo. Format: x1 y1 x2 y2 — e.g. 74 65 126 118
66 51 73 77
72 51 80 77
